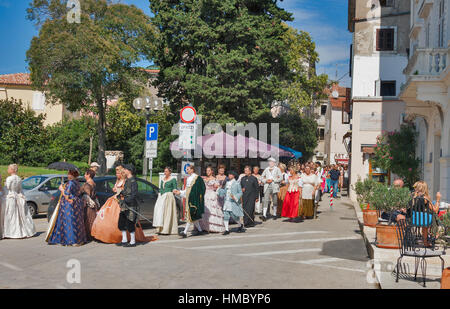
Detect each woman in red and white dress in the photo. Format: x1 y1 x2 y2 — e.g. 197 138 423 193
281 166 303 221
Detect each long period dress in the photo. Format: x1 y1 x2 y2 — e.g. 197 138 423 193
199 178 225 233
46 180 86 245
216 175 227 209
91 179 125 244
153 176 178 235
82 182 99 241
277 172 289 216
299 173 319 218
2 175 36 239
281 176 303 218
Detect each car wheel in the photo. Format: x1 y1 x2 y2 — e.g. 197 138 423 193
27 202 37 218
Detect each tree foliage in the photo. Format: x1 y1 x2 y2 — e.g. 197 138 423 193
0 98 47 166
44 116 98 164
281 25 328 113
255 110 318 160
26 0 157 173
149 0 293 124
371 123 421 188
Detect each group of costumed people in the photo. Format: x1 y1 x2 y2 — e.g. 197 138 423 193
0 157 334 245
45 163 153 247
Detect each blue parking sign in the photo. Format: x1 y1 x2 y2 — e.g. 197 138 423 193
146 123 158 141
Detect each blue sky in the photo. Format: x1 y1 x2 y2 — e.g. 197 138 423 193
0 0 351 86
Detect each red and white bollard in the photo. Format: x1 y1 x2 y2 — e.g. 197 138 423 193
330 186 334 208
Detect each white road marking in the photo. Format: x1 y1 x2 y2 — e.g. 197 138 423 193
260 256 367 273
0 261 23 271
183 236 361 250
298 257 347 264
236 248 322 256
153 231 328 244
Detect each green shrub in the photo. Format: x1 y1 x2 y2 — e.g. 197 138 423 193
353 178 378 209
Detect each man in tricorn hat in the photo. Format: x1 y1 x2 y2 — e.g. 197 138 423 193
117 164 139 247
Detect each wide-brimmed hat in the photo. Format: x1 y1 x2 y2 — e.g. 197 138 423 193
267 157 277 163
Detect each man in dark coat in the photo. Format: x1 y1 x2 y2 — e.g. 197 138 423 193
117 164 139 247
240 165 259 228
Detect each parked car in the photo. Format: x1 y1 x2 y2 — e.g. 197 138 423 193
22 174 68 217
47 176 183 225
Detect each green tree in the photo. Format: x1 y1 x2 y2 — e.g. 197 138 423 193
281 25 328 113
255 110 318 160
44 116 98 165
106 99 143 150
371 123 421 188
149 0 293 124
26 0 157 173
0 98 47 166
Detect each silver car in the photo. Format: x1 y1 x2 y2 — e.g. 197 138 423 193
22 174 68 217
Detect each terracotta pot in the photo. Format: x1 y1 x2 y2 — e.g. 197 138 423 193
441 267 450 289
376 224 400 249
363 209 378 227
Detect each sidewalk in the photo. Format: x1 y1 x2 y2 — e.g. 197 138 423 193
351 199 448 289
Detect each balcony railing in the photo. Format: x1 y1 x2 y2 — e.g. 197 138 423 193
404 47 448 77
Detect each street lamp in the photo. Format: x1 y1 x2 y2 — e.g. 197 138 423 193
133 95 165 179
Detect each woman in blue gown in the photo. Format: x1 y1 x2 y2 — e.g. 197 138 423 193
46 169 87 246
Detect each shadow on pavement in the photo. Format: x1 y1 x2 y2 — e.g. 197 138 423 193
320 238 369 261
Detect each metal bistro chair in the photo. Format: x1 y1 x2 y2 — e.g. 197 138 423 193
395 196 446 287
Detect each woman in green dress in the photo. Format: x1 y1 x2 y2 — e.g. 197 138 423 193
153 167 178 235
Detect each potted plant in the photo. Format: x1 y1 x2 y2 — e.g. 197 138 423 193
373 185 411 249
441 212 450 244
354 178 379 227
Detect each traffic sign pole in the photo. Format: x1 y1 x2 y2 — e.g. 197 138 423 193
145 123 158 182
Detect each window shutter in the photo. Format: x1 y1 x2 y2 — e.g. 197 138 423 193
375 80 381 96
32 92 45 111
376 29 381 51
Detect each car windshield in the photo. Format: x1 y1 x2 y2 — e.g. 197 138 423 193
22 176 48 190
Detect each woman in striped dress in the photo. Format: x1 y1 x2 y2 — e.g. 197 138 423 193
199 166 225 233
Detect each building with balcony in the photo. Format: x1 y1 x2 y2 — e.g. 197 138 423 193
400 0 449 200
348 0 410 201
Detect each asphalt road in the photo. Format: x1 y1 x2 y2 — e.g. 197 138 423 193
0 193 377 289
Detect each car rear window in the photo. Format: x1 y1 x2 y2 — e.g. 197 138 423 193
22 176 48 190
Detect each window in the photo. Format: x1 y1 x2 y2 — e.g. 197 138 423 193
438 0 445 47
320 105 327 116
376 28 395 51
32 91 46 111
318 128 325 141
380 0 394 7
46 177 63 190
22 176 48 190
380 81 396 96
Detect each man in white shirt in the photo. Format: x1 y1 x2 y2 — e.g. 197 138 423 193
260 157 282 221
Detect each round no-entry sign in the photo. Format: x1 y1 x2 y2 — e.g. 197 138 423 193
180 106 197 123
